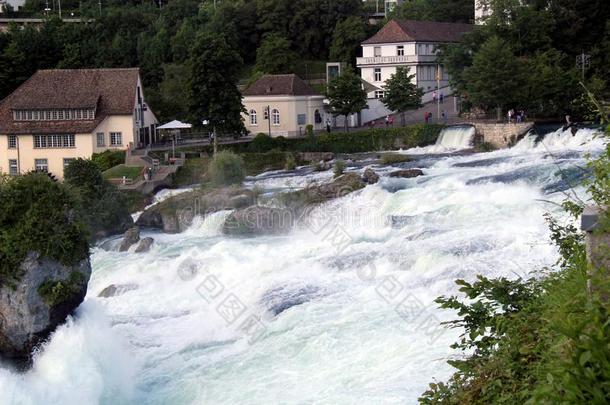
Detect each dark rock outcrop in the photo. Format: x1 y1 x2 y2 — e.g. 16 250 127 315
362 168 380 184
118 226 140 252
98 283 139 298
388 169 424 178
136 187 255 233
0 252 91 365
134 237 154 253
223 173 367 236
223 206 294 236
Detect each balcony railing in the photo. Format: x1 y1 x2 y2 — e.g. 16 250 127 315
356 54 437 65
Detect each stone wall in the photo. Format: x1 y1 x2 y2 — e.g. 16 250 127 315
473 122 534 148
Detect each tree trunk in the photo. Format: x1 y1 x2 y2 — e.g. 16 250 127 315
344 115 349 132
496 106 502 122
213 125 218 155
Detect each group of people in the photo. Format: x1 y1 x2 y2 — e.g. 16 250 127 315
368 115 395 128
432 91 445 103
424 111 448 124
507 109 526 123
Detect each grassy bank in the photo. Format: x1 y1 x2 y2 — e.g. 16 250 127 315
167 124 443 156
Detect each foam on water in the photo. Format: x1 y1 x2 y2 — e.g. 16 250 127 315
0 127 605 405
406 125 475 154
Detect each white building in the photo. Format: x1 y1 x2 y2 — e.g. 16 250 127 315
475 0 492 23
242 74 327 137
0 0 26 12
357 19 472 122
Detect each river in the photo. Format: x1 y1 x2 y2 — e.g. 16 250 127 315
0 127 605 405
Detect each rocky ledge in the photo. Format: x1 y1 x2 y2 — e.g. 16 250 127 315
0 252 91 366
136 186 256 233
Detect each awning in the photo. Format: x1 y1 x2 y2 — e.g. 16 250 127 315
157 120 193 130
361 79 381 93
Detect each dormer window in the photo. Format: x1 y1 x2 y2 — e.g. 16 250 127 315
12 108 96 121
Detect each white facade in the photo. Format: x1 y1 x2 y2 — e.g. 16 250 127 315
357 42 450 101
475 0 492 23
0 0 26 12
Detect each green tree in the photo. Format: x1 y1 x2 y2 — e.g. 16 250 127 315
381 67 423 125
207 150 245 186
394 0 473 23
255 33 297 74
170 19 197 63
462 36 525 120
64 159 133 240
189 31 245 153
0 173 89 286
329 16 368 63
326 69 368 132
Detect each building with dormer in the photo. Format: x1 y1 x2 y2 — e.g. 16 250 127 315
0 68 158 179
357 19 472 121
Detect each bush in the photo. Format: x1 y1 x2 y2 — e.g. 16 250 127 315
249 133 277 152
174 157 210 187
241 151 287 175
333 160 345 178
91 150 126 172
0 173 89 287
284 153 297 171
380 153 411 164
64 158 133 239
207 151 245 186
474 141 497 152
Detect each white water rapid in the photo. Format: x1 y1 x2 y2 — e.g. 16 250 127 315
0 127 605 405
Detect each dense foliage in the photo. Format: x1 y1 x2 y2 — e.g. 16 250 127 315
326 69 368 132
382 67 424 125
64 159 133 240
419 127 610 403
439 0 610 119
0 0 374 124
207 150 245 186
0 173 89 288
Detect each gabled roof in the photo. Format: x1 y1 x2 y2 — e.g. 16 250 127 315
0 68 141 135
362 19 473 45
243 74 321 97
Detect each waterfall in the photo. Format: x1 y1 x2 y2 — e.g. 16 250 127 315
435 125 475 149
513 127 603 151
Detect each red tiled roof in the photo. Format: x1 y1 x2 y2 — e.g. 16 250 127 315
362 19 473 44
0 68 140 135
243 74 321 97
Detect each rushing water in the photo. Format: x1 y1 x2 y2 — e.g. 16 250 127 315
0 128 605 405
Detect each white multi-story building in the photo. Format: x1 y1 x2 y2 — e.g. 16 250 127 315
0 0 26 12
357 19 472 121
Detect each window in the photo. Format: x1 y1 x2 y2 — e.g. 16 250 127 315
8 135 17 149
314 110 322 124
58 110 65 120
45 110 52 120
63 158 75 172
374 46 381 57
271 109 280 126
374 68 382 82
33 110 39 120
110 132 123 146
34 134 75 148
297 114 306 125
96 132 105 147
52 110 58 120
397 45 404 56
75 109 81 119
249 109 257 125
8 159 18 176
34 159 48 172
374 90 385 99
26 110 32 120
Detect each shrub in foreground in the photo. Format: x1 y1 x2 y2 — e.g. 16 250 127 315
207 150 245 186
